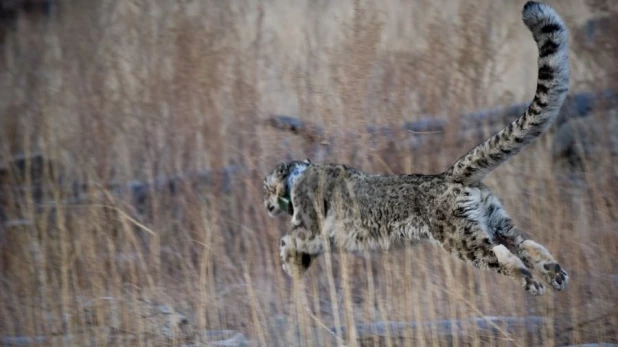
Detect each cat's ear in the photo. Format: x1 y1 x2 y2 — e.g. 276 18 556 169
303 158 311 164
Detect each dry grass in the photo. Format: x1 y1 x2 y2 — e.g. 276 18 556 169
0 0 617 346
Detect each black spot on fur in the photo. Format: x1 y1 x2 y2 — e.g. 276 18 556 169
301 253 312 268
539 40 559 58
486 204 496 218
454 207 469 218
538 65 555 81
466 251 476 261
541 23 562 34
489 153 503 162
463 168 476 177
535 99 548 108
463 226 472 236
519 268 533 278
543 263 561 272
476 157 489 168
491 135 500 146
536 83 549 95
523 1 537 12
517 116 527 128
529 104 543 115
413 205 422 215
434 225 445 242
501 130 511 141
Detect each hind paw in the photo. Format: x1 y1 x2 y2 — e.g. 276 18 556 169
524 277 546 296
543 263 569 291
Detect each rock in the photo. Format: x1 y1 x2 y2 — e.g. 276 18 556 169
333 315 549 339
551 108 618 180
81 297 194 342
199 330 251 346
0 335 47 346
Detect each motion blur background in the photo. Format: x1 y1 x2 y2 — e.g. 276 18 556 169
0 0 616 346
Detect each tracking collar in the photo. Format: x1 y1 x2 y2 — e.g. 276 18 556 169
278 164 308 215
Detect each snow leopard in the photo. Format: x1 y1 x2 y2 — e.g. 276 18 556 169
263 1 570 295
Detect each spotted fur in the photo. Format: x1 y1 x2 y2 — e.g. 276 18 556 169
263 2 570 295
445 2 570 185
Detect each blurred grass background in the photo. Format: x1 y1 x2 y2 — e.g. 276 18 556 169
0 0 617 346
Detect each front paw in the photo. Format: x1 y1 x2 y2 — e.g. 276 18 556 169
281 261 293 277
281 254 304 278
280 236 297 277
279 236 311 278
524 277 546 296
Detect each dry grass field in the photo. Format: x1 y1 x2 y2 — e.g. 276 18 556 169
0 0 617 346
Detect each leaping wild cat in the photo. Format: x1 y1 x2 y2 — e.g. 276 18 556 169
263 1 569 295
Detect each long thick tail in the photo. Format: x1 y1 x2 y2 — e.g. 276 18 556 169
445 1 570 185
